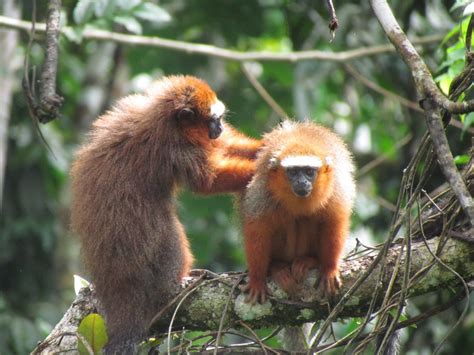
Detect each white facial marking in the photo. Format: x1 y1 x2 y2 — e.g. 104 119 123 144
280 155 322 168
210 100 226 118
325 156 333 166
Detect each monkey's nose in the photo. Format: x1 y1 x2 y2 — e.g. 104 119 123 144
208 117 223 139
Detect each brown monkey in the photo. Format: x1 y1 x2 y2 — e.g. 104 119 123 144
240 120 355 304
70 75 261 353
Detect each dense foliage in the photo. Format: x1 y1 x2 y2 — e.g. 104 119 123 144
0 0 472 353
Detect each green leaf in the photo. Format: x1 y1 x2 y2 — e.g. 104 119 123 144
463 2 474 16
387 309 416 328
454 154 470 165
462 112 474 131
94 0 117 18
63 26 85 43
77 314 109 355
116 0 141 11
451 0 473 12
113 16 143 34
133 3 171 24
73 0 95 24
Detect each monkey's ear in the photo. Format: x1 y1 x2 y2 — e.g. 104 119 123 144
268 157 279 170
323 156 333 173
178 107 196 120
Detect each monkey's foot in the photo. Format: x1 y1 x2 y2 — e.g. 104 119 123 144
316 272 341 298
241 281 270 305
291 256 318 283
270 262 298 294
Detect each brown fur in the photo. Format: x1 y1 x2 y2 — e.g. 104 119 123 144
240 120 355 304
70 75 261 353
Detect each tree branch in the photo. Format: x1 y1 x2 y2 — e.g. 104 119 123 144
33 235 473 354
37 0 63 123
241 63 289 121
0 15 443 63
370 0 474 226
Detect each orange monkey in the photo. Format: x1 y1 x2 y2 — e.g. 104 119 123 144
240 121 355 304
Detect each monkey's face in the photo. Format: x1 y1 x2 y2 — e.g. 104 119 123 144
174 77 227 141
268 154 334 215
285 166 317 197
177 98 225 140
280 155 322 198
207 100 225 139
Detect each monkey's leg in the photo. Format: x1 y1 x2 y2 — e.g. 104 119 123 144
242 219 273 304
315 209 350 297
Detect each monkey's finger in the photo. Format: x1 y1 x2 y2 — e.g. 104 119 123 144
245 291 256 305
240 283 250 293
265 284 272 297
314 276 321 290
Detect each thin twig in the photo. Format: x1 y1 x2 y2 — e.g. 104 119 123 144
357 133 413 177
0 15 444 63
21 0 55 154
148 272 207 330
238 320 269 355
370 0 474 225
241 63 289 121
325 0 339 41
167 278 211 355
213 275 244 355
416 200 471 355
344 63 422 112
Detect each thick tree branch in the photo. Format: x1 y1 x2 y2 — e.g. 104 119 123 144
0 15 443 63
33 235 474 354
370 0 474 226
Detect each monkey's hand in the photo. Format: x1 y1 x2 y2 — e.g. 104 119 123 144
241 281 270 304
316 271 341 298
291 256 318 283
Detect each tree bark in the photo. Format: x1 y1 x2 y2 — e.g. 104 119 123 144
33 233 474 354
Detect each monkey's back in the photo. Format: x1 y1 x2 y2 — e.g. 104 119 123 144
70 94 193 352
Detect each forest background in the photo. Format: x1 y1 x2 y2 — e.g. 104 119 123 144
0 0 473 353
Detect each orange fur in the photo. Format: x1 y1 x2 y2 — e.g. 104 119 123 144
71 75 262 353
240 121 355 304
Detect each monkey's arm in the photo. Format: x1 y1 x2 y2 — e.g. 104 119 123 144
315 202 351 296
220 123 262 159
193 154 257 194
242 216 274 304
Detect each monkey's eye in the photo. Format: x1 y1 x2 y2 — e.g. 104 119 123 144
178 107 196 121
305 168 316 178
286 169 299 178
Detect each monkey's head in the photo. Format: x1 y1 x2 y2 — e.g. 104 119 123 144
156 76 226 141
266 143 335 215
